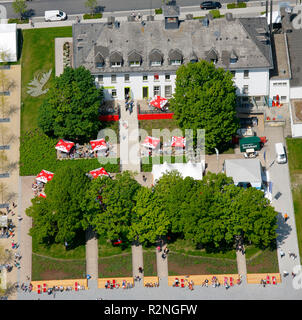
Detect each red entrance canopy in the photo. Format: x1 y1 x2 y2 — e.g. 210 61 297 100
90 139 107 151
149 95 168 109
55 139 75 153
89 167 109 179
171 136 186 148
141 136 160 149
35 170 54 184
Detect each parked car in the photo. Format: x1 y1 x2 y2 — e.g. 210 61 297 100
200 1 222 10
275 142 287 164
44 10 67 22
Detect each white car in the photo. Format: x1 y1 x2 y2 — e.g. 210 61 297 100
44 10 67 22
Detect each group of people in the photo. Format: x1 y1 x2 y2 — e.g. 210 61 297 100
32 182 44 196
131 11 143 21
279 249 297 260
105 280 133 289
145 282 159 288
125 95 134 114
157 244 169 260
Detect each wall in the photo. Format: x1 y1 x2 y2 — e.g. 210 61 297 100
95 71 176 101
290 86 302 99
269 79 290 103
234 69 270 97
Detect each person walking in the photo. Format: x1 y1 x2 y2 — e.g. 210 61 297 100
279 249 285 258
284 213 289 222
138 267 143 274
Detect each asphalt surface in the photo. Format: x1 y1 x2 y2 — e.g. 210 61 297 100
1 0 258 19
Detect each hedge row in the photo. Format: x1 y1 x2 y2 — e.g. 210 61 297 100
226 2 247 9
83 13 103 20
20 129 120 176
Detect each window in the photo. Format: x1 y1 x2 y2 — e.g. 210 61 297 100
96 62 104 68
165 85 172 98
231 71 236 77
151 61 161 66
243 85 249 94
143 75 148 81
230 58 237 64
243 70 249 79
130 61 140 67
171 60 181 66
98 75 103 83
281 96 287 101
111 62 121 68
254 96 261 102
165 74 170 81
154 74 159 81
282 82 287 86
153 86 160 96
111 89 117 98
111 74 116 83
124 74 130 82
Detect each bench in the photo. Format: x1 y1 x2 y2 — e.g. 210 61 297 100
246 273 281 284
98 277 134 289
31 278 88 292
143 276 159 287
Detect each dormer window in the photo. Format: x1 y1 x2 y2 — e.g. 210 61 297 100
171 60 181 66
149 49 163 67
111 61 121 67
130 61 140 67
128 50 142 67
230 50 238 64
109 51 123 68
206 48 218 65
94 46 109 69
168 49 183 66
95 53 105 68
151 61 162 66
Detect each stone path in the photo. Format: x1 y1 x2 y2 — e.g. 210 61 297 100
85 226 98 280
156 244 168 279
236 250 247 276
264 126 301 276
0 65 21 299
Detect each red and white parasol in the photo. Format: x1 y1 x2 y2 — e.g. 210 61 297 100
90 139 107 152
171 136 186 148
149 95 168 109
55 139 75 153
141 136 160 149
38 192 46 198
35 170 54 184
89 167 109 179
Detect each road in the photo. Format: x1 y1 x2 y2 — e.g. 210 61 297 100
1 0 263 19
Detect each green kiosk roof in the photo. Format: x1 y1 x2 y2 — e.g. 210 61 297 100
239 136 261 152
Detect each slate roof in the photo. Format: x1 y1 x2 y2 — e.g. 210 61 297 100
72 17 273 74
286 29 302 87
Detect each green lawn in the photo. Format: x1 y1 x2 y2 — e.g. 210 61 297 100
21 27 73 135
286 138 302 257
143 251 157 276
32 254 86 281
98 253 133 278
168 252 238 275
98 237 131 257
246 248 279 273
139 119 182 137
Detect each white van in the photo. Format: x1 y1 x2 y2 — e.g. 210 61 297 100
275 142 287 164
45 10 67 22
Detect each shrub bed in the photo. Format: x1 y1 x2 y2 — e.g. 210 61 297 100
227 2 247 9
8 18 29 24
83 13 103 19
155 8 163 14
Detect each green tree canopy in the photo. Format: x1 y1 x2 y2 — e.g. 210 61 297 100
169 60 239 153
26 166 91 245
12 0 27 20
38 66 103 143
84 171 141 243
85 0 98 15
128 187 170 245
